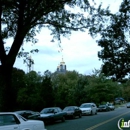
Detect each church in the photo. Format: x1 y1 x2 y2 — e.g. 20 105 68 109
56 58 66 74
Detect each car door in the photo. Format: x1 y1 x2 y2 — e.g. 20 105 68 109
53 108 60 120
0 114 20 130
91 104 97 114
74 107 80 116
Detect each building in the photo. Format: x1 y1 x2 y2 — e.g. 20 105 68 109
56 58 66 74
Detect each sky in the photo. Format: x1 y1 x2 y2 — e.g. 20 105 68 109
6 0 122 75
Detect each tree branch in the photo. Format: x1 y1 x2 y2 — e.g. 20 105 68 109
0 3 6 65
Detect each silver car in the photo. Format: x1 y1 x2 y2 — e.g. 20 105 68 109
126 102 130 108
107 103 115 110
80 103 97 115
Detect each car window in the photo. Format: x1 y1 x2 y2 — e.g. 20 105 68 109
57 107 62 112
0 114 17 126
64 107 74 111
74 107 77 109
54 108 58 113
80 104 91 108
92 104 95 107
0 116 4 126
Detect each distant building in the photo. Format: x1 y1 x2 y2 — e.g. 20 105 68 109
56 58 66 74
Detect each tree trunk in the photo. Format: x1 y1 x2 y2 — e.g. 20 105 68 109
0 64 15 111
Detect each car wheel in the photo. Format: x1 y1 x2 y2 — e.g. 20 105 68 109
90 111 93 115
95 111 97 115
79 113 82 118
61 116 65 122
72 114 75 119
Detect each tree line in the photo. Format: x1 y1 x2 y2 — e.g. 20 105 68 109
1 0 130 111
0 67 129 112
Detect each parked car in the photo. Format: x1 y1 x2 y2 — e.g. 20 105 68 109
63 106 82 119
80 103 97 115
126 102 130 108
15 110 40 119
0 112 46 130
98 104 110 112
107 103 115 110
37 107 67 123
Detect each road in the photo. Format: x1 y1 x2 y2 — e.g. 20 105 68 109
45 105 130 130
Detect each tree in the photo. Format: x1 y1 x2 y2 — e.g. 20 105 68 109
82 69 122 104
17 70 43 110
11 67 26 110
74 74 89 105
0 0 95 111
52 71 79 108
40 70 54 108
88 0 130 82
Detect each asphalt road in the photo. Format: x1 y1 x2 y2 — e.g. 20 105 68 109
45 104 130 130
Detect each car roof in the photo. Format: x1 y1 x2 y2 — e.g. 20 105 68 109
43 107 60 109
81 103 95 105
0 112 17 114
15 110 34 113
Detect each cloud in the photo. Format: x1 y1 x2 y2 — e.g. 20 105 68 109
11 0 124 75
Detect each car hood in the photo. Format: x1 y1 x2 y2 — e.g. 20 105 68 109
26 120 43 123
40 113 54 117
80 108 91 111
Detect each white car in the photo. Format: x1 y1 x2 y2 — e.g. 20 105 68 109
80 103 97 115
0 112 47 130
107 103 115 110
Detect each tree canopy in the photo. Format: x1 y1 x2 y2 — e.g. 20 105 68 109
0 0 98 111
1 0 94 68
88 0 130 82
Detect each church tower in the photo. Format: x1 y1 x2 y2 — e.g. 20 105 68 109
57 57 66 73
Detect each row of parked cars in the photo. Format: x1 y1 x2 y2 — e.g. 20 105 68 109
16 102 115 123
97 103 115 112
0 102 115 130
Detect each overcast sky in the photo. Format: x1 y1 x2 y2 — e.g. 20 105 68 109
7 0 122 75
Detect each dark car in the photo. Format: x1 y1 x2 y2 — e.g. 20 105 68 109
15 110 40 119
98 105 110 112
37 107 67 123
63 106 82 119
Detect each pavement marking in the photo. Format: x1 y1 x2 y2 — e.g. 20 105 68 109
86 111 130 130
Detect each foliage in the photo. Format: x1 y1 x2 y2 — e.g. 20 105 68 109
85 69 123 104
12 67 26 109
7 68 125 111
52 71 79 108
88 0 130 82
0 0 97 111
40 70 54 109
74 74 89 105
17 71 43 110
122 80 130 101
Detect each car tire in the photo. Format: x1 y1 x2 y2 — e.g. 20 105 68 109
61 116 65 122
90 111 93 115
72 114 75 119
95 111 97 115
79 113 82 118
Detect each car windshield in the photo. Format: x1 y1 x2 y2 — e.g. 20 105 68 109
63 107 74 111
40 108 55 114
80 104 91 108
108 104 113 106
17 114 27 121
